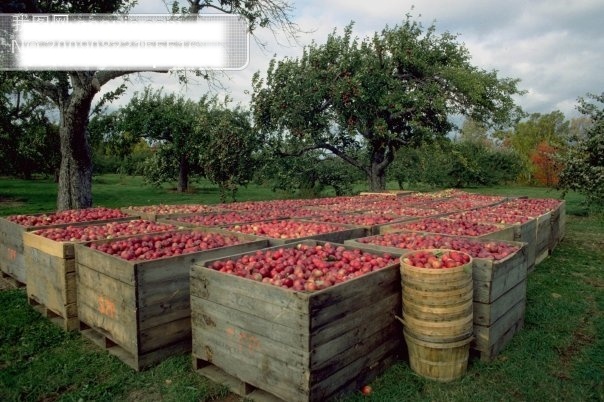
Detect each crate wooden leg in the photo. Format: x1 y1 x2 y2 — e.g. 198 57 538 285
27 297 79 331
193 355 258 398
79 320 138 370
1 271 25 288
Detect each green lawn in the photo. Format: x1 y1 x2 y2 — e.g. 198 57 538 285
0 174 295 216
0 176 602 401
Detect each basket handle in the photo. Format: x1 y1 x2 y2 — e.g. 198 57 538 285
394 314 406 327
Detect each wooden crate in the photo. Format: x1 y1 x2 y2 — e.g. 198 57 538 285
75 231 269 371
23 225 176 331
190 240 403 402
344 233 528 361
0 216 133 286
222 219 369 247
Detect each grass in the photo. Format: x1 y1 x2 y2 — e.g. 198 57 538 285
0 175 603 401
0 174 293 216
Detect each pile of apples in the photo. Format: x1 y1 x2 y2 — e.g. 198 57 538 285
208 242 395 291
89 231 242 261
448 210 533 225
33 220 177 242
173 210 287 226
365 206 440 218
7 207 128 227
402 250 471 269
357 232 519 260
307 212 399 226
225 220 349 239
502 198 562 216
390 218 500 237
122 204 216 215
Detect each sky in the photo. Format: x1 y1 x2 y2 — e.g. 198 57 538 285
97 0 604 120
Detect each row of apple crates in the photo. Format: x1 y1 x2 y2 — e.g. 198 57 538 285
0 200 565 402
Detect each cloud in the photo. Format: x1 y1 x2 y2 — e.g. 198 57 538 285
114 0 604 120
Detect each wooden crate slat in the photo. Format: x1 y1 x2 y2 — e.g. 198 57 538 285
28 297 79 331
191 266 310 316
23 231 73 259
75 245 135 284
474 279 527 326
310 291 399 348
311 321 400 379
139 316 192 354
309 270 399 330
191 295 309 350
474 298 526 352
191 301 310 369
192 331 310 402
138 295 190 331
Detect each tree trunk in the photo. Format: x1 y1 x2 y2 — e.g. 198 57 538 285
177 154 189 192
56 88 95 211
368 147 389 191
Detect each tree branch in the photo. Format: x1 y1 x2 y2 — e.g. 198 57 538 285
319 142 368 174
28 76 60 105
376 143 396 172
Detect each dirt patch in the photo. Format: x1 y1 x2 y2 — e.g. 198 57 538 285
126 389 163 402
0 195 26 208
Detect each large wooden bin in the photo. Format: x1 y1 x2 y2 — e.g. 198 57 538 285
23 222 177 331
344 233 529 361
74 230 269 371
0 216 133 287
190 240 402 402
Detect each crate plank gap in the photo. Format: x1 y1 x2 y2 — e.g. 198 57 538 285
191 240 403 402
75 229 269 371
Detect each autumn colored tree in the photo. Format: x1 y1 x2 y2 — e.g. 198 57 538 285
530 141 563 187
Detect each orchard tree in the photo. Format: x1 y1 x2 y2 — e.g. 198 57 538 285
0 74 61 178
198 104 258 202
558 93 604 207
3 0 297 210
252 17 524 191
119 88 205 192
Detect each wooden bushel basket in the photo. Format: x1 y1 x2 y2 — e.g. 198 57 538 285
399 249 473 381
404 329 472 382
